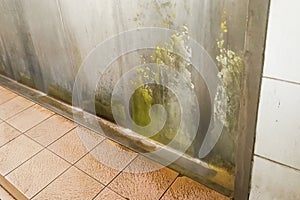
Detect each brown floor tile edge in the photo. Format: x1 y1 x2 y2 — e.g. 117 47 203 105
0 75 233 197
0 175 28 200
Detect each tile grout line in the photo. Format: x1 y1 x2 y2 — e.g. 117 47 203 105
254 154 300 173
31 126 138 200
25 124 78 149
93 153 181 200
91 154 140 200
29 164 73 200
0 132 24 151
0 122 22 149
0 95 18 107
1 102 36 122
25 126 81 200
44 133 107 168
0 100 54 149
158 174 179 200
0 112 52 159
15 119 110 198
263 76 300 86
0 113 62 152
2 115 70 176
8 109 55 136
10 112 55 134
4 147 44 179
29 135 108 199
3 134 47 177
90 187 106 200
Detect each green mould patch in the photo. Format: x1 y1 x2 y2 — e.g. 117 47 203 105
131 26 197 156
131 86 153 127
130 65 154 129
18 72 36 89
212 19 244 167
0 68 6 76
215 20 244 129
152 1 176 27
94 99 114 122
48 84 72 105
0 63 6 75
82 96 116 123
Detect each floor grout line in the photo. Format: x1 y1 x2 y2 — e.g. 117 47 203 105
44 131 106 167
0 122 22 149
0 102 35 122
25 125 78 149
29 164 73 200
12 112 55 134
4 146 45 177
0 95 54 150
0 132 24 151
2 125 72 177
92 155 139 200
71 138 107 166
0 95 18 107
31 131 139 200
90 187 106 200
29 136 108 199
158 174 179 200
3 134 48 177
1 117 134 199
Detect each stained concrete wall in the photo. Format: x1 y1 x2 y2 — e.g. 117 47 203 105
0 0 250 193
0 0 247 93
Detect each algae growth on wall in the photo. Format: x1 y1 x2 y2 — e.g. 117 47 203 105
0 0 249 194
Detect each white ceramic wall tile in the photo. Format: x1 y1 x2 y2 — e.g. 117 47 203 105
263 0 300 83
255 78 300 170
250 156 300 200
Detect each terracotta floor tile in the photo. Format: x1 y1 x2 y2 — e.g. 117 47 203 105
33 166 104 200
7 104 54 132
0 122 21 147
94 188 125 200
48 126 105 164
75 139 137 185
108 156 178 200
161 176 230 200
6 149 70 199
0 96 34 120
0 135 43 175
0 186 15 200
0 87 17 105
25 114 76 146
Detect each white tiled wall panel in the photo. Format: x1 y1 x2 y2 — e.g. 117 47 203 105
251 0 300 198
263 0 300 83
255 78 300 169
250 156 300 200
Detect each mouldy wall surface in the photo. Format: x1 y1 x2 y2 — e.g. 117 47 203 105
0 0 249 194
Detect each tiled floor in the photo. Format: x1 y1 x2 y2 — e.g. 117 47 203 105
0 86 230 200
